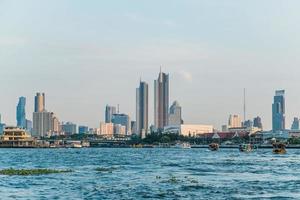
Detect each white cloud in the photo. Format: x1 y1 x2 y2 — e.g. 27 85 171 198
178 70 193 82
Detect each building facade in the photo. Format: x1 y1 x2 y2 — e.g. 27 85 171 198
154 70 169 129
79 126 89 134
16 97 26 128
253 116 263 129
105 105 116 123
100 122 114 136
32 111 53 137
62 122 77 135
228 114 242 128
272 90 285 132
112 114 131 135
34 92 45 112
291 117 299 130
169 101 182 126
136 80 148 139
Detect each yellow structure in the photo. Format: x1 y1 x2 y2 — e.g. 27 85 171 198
0 126 36 147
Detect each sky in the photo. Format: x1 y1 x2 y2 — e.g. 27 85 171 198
1 0 300 130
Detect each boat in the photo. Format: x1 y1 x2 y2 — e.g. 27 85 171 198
239 144 253 152
208 143 219 151
273 143 286 154
173 142 191 149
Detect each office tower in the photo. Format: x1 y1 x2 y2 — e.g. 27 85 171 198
16 97 27 128
154 69 169 129
228 114 242 128
62 122 77 135
78 126 89 134
272 90 285 132
131 121 137 135
253 116 263 129
169 101 183 126
100 122 114 136
112 113 131 135
291 117 299 130
32 111 53 137
136 80 149 138
105 105 116 123
34 92 45 112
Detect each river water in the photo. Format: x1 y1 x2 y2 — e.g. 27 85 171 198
0 148 299 199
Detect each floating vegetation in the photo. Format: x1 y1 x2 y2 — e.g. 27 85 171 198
95 167 118 173
0 168 73 176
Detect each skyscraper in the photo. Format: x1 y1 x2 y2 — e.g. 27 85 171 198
228 114 242 128
32 111 53 137
105 105 116 123
16 97 26 128
34 92 45 112
291 117 299 130
253 116 263 129
272 90 285 132
154 69 169 129
169 101 183 126
136 80 148 138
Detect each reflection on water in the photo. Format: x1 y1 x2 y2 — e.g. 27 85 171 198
0 148 299 199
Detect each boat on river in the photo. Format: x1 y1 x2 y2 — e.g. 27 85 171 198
208 143 219 151
173 142 191 149
239 144 254 152
273 143 287 154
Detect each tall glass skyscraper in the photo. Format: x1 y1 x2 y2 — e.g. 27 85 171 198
16 97 26 128
136 80 148 138
34 92 45 112
105 105 116 123
154 70 169 129
272 90 285 132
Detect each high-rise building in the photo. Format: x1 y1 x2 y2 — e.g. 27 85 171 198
78 126 89 134
105 105 116 123
154 69 169 129
112 113 131 135
136 80 148 138
16 97 27 128
34 92 45 112
52 115 61 134
0 114 5 134
26 120 33 133
228 114 242 128
272 90 285 132
291 117 299 130
253 116 263 129
62 122 77 135
168 101 182 126
32 111 53 137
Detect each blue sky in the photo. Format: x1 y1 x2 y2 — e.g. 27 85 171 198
1 0 300 130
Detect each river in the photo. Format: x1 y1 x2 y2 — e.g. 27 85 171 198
0 148 299 199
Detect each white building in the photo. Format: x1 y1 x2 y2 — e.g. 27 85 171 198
100 122 114 136
164 124 213 137
228 114 242 128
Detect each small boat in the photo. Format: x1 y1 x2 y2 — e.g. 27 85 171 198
208 143 219 151
239 144 253 152
173 142 191 149
273 143 286 154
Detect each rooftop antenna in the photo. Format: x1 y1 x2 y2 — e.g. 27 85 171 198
243 88 246 122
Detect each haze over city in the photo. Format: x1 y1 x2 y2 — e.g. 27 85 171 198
1 0 300 130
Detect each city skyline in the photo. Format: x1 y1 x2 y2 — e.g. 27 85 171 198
1 1 300 130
